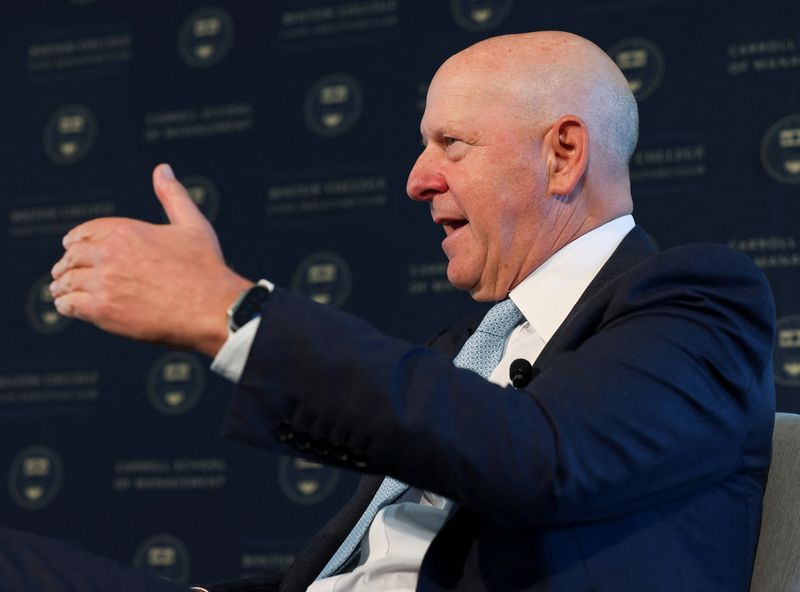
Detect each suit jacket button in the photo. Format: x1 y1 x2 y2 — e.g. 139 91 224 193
351 453 369 469
332 447 350 462
312 439 332 457
293 433 312 451
274 420 294 443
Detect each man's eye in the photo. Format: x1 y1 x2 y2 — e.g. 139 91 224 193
444 137 459 147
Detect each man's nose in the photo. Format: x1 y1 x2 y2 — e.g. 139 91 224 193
406 150 448 202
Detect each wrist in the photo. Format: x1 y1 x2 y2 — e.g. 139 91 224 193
196 273 253 358
227 279 274 334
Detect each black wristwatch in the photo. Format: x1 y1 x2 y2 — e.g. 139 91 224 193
227 280 272 333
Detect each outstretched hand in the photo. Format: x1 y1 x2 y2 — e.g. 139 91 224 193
50 164 252 357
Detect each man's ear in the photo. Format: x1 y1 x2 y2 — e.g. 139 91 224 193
544 115 588 197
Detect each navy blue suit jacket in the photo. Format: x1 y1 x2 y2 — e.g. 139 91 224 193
224 227 776 592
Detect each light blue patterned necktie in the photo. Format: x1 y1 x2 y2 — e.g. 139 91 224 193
316 298 523 579
452 297 523 378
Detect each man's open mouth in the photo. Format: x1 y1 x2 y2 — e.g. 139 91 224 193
440 219 468 235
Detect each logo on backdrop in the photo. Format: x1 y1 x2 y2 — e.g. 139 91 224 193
8 446 64 510
43 104 97 165
304 74 363 137
26 274 73 334
180 175 221 223
133 534 191 584
761 114 800 184
607 38 665 101
146 353 205 415
291 252 352 307
278 457 340 505
451 0 513 32
775 315 800 387
178 6 235 68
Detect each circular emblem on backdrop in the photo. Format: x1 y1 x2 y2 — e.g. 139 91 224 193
775 315 800 387
146 352 205 415
607 38 665 101
303 74 364 138
278 456 340 505
8 446 64 510
43 104 97 165
178 6 235 68
291 252 352 308
25 274 73 334
451 0 513 32
133 534 191 584
761 115 800 184
179 175 221 222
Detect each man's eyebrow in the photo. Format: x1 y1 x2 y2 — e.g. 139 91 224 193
419 124 443 144
419 122 432 146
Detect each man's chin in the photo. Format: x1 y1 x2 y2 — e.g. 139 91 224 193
446 268 473 291
446 267 494 302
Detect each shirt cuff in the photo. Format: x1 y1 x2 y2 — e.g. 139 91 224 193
210 317 261 383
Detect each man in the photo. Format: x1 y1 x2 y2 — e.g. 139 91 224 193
43 31 775 591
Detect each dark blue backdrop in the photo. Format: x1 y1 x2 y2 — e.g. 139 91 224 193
1 0 798 585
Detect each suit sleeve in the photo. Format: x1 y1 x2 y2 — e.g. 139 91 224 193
222 245 776 526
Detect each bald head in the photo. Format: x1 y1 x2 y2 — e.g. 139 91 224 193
408 31 638 300
439 31 639 178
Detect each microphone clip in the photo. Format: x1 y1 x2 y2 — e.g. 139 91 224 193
509 358 538 389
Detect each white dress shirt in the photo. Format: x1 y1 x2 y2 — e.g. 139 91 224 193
211 215 636 592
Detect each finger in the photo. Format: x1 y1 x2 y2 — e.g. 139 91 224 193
53 292 94 321
51 241 96 279
50 268 95 298
63 217 125 248
152 163 209 228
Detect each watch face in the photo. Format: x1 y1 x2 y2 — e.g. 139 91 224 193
232 285 270 330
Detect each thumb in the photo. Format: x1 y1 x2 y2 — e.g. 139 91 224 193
152 163 208 227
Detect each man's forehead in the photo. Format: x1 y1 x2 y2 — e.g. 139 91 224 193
420 68 520 136
419 91 476 138
430 55 499 95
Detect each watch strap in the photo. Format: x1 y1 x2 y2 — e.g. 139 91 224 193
227 279 273 334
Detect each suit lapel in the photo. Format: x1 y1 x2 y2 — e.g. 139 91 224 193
278 474 384 592
427 309 488 358
573 226 656 308
533 226 657 369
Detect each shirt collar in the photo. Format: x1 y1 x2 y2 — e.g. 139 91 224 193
509 215 636 343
